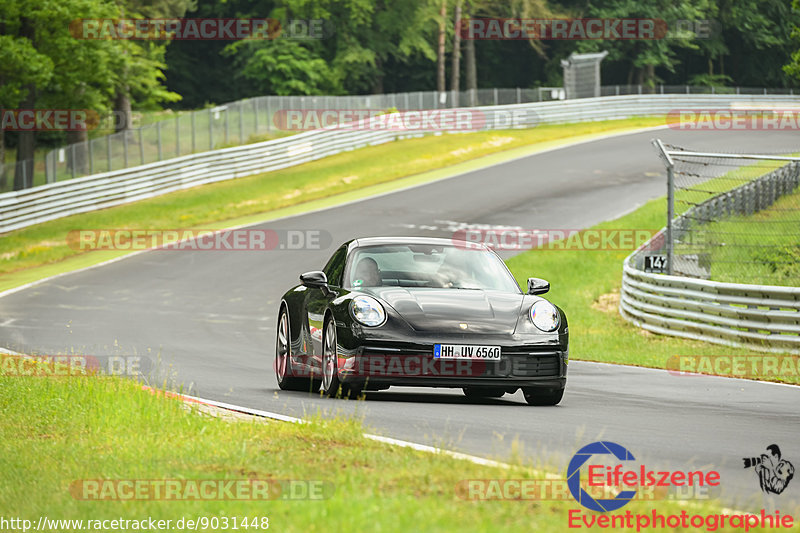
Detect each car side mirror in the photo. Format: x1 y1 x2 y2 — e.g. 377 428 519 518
300 271 329 291
527 277 550 295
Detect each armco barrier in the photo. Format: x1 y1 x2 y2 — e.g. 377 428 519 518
2 93 800 233
621 163 800 355
620 264 800 354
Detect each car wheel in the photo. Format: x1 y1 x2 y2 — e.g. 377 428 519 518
462 387 506 399
276 308 317 392
321 316 361 399
522 387 564 406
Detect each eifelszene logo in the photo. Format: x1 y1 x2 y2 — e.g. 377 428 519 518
567 441 721 512
743 445 795 495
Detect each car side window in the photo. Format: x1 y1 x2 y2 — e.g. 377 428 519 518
323 246 347 287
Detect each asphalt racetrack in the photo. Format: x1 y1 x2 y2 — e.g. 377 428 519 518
2 128 799 510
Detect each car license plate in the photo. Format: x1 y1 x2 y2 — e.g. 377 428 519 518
433 344 501 359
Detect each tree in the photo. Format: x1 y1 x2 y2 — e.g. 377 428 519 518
437 0 447 93
458 0 555 101
0 32 52 189
110 0 193 132
574 0 708 90
224 0 438 96
450 0 462 104
1 0 121 189
1 0 185 189
786 0 800 84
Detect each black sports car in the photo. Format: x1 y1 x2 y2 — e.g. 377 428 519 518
275 237 568 405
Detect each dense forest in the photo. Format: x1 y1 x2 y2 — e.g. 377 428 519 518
2 0 800 188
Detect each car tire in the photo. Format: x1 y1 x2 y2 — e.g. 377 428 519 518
462 387 506 399
276 308 318 392
321 316 361 399
522 387 564 406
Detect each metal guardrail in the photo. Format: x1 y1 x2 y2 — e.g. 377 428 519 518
621 163 800 354
620 264 800 354
2 93 800 234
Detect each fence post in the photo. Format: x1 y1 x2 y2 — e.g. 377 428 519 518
653 139 675 275
107 135 112 172
254 98 259 133
70 145 76 179
493 88 498 106
176 115 180 156
157 121 163 160
224 107 229 145
88 140 94 176
123 131 129 167
209 108 213 150
239 103 244 143
139 128 144 165
191 112 196 153
266 97 271 132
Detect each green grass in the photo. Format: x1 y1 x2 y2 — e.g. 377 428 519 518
674 164 800 286
0 116 663 282
505 197 800 384
0 360 752 532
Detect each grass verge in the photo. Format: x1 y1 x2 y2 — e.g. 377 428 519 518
0 363 745 532
679 182 800 286
0 116 663 287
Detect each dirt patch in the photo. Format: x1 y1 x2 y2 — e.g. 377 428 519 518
591 290 620 313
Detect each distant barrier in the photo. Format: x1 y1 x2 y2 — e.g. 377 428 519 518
3 93 800 233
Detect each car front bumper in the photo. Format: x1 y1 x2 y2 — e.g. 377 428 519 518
335 337 568 390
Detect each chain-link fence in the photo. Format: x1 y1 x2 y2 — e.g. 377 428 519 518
646 141 800 286
3 85 799 193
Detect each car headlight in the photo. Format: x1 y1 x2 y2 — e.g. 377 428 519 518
530 300 559 332
350 295 386 327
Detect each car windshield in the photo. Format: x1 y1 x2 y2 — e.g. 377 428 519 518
345 244 520 292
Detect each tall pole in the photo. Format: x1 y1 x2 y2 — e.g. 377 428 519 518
666 164 674 275
450 0 462 108
653 139 675 275
436 0 447 96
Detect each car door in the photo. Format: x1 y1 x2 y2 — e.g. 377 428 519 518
305 245 347 370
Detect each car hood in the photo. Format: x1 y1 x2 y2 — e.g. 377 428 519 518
362 287 524 334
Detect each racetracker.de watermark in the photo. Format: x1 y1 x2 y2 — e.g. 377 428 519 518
69 479 333 500
275 353 547 379
455 478 717 502
70 18 331 40
66 229 331 252
667 355 800 379
460 18 718 40
0 354 150 377
1 109 99 131
272 109 537 132
667 109 800 130
453 229 658 251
